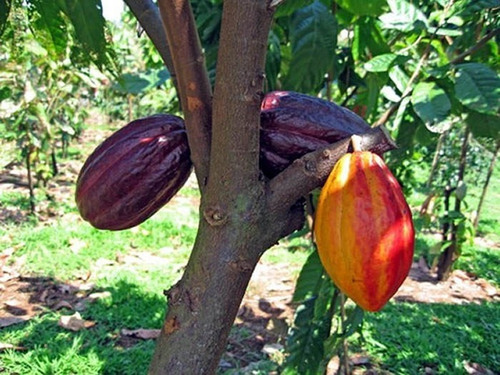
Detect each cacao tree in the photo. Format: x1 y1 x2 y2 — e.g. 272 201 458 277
1 0 499 373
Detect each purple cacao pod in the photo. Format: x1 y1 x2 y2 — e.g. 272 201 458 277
75 114 192 230
260 91 371 177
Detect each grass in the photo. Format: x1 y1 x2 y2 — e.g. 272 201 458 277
355 301 500 374
1 127 499 374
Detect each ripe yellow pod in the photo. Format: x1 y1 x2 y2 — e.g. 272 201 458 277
314 151 414 311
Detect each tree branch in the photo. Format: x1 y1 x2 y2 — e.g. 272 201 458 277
156 0 212 188
373 44 431 127
267 126 397 212
124 0 177 90
451 28 500 64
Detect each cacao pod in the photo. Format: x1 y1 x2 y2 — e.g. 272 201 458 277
314 151 414 311
260 91 371 177
75 114 192 230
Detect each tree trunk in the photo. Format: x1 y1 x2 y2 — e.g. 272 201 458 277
474 139 499 229
425 131 446 189
141 1 397 373
26 146 36 214
437 128 470 281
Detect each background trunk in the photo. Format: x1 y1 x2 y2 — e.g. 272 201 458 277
437 128 470 281
474 139 499 229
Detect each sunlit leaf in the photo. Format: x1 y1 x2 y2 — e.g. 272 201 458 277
60 0 109 67
379 0 428 32
411 81 452 133
293 250 324 302
29 0 68 57
455 63 500 114
275 0 314 18
389 65 409 93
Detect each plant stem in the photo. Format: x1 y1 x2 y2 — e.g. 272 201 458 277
451 28 500 64
474 139 500 228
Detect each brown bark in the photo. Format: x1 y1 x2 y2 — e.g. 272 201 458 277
437 128 470 281
157 0 212 189
147 1 397 374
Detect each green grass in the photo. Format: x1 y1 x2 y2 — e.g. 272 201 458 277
1 136 499 374
354 301 500 374
0 276 164 374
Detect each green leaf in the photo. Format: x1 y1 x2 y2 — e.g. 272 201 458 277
352 17 390 61
29 0 68 57
389 65 409 93
60 0 109 67
455 63 500 114
336 0 387 16
293 250 325 302
393 96 411 128
283 1 337 93
466 111 500 140
411 82 452 133
379 0 428 32
112 69 168 95
366 73 382 119
0 0 11 37
283 297 331 374
265 30 281 91
364 53 398 72
275 0 314 18
449 0 500 18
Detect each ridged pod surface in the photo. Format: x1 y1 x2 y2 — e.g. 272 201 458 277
314 151 414 311
75 114 192 230
260 91 371 177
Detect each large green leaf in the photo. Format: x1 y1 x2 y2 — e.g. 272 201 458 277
336 0 387 16
411 82 452 133
265 30 281 91
449 0 500 18
283 1 337 93
112 69 170 95
282 298 330 375
0 0 11 36
60 0 109 67
379 0 428 32
455 63 500 114
293 250 325 302
29 0 68 57
466 111 500 140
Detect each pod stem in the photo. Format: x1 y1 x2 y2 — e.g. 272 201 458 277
350 135 363 153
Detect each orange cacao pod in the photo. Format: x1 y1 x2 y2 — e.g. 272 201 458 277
314 151 414 311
